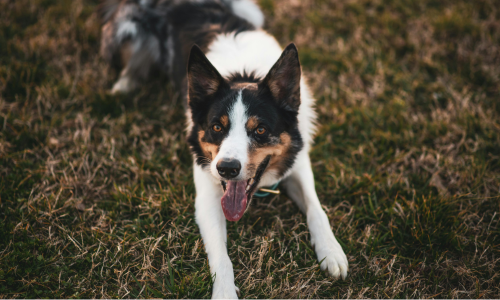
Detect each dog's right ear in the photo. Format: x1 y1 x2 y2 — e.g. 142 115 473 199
187 45 224 108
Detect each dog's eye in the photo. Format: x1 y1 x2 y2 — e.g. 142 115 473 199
212 124 222 132
255 127 266 135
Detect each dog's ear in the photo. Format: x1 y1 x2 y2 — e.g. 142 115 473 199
187 45 224 107
261 43 301 112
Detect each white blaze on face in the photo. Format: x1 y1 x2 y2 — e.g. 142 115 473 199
211 90 250 180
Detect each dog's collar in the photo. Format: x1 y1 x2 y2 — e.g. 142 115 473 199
253 182 280 198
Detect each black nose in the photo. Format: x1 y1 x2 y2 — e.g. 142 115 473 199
217 159 241 179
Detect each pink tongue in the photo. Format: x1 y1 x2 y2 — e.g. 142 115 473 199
221 181 247 221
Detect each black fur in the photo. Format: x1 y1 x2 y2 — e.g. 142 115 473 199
168 1 255 97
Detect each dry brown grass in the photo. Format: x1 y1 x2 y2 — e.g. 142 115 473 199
0 0 499 298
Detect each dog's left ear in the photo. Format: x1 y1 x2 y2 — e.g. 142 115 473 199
187 45 224 107
262 43 301 112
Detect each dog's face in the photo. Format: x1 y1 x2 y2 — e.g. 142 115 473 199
187 44 304 221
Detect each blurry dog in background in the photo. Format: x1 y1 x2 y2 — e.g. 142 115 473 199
99 0 348 298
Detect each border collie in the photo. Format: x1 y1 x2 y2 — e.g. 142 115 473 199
99 0 348 298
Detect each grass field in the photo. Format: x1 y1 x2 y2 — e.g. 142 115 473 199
1 0 500 298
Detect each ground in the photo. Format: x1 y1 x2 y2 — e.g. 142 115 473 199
0 0 499 298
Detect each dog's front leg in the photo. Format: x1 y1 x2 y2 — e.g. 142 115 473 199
282 152 349 279
193 164 239 299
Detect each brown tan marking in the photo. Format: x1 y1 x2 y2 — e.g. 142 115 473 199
198 130 219 160
230 82 258 90
247 132 293 176
246 116 259 131
120 41 133 66
220 115 229 127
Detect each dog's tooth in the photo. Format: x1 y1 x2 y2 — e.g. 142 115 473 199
248 178 255 186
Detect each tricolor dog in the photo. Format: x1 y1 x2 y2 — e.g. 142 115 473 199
99 0 348 298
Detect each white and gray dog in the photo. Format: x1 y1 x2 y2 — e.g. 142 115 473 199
99 0 348 298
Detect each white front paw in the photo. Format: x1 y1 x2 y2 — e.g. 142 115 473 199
315 242 349 279
110 76 137 94
212 278 239 299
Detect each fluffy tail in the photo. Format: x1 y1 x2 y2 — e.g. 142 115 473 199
222 0 264 28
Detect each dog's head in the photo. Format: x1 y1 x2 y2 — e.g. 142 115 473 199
187 43 304 221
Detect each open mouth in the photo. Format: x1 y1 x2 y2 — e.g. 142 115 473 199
220 156 271 221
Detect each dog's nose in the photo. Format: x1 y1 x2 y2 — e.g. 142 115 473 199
217 159 241 179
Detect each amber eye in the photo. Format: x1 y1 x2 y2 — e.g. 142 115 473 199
212 124 222 132
255 127 266 135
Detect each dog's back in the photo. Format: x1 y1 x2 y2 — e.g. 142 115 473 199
99 0 263 96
